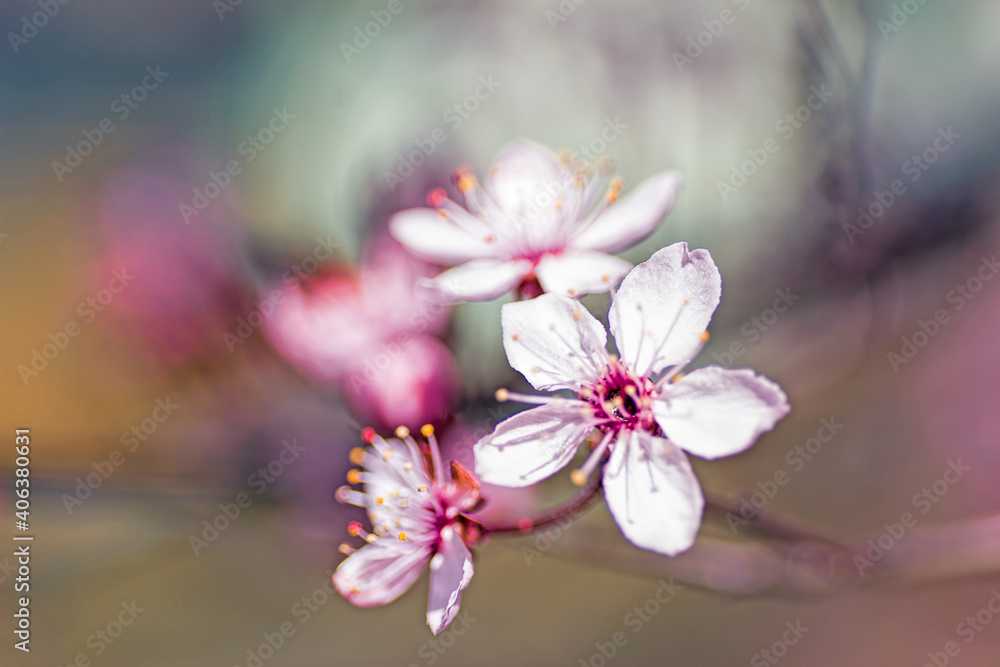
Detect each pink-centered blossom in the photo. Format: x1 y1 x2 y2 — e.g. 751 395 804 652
389 140 683 301
473 243 790 556
334 426 481 634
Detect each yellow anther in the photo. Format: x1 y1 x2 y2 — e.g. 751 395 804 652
399 532 407 541
349 447 366 466
420 424 435 438
607 176 624 201
700 331 710 343
495 388 510 402
570 469 587 486
346 469 363 485
458 174 477 193
395 425 410 439
376 497 384 505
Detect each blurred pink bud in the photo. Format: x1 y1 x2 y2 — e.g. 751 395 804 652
345 335 459 431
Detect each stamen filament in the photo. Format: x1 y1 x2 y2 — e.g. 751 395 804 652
570 430 615 486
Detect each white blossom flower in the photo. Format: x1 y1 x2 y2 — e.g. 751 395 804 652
334 426 481 634
473 243 790 556
389 140 682 301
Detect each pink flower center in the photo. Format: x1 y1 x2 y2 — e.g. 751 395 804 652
582 361 660 435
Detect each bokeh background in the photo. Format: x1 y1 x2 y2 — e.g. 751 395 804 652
3 0 1000 665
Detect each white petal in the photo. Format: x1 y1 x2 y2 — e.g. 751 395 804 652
389 208 495 265
653 367 790 460
535 250 632 297
602 431 704 556
501 292 609 391
571 171 683 253
426 524 474 635
609 242 721 377
333 538 431 607
485 140 564 216
474 403 594 487
424 258 533 303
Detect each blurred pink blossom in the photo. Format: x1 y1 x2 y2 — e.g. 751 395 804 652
389 139 683 301
266 238 458 430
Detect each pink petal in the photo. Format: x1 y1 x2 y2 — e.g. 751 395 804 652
602 431 704 556
333 539 432 607
485 140 565 217
653 367 790 460
501 293 609 392
389 208 495 265
571 171 683 253
535 250 632 297
424 258 533 303
426 524 475 635
609 242 721 377
474 403 594 487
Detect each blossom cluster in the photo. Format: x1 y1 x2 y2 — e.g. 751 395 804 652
270 140 790 634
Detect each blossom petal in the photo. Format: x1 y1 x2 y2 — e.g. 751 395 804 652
571 171 683 253
485 140 564 217
474 403 594 487
609 242 721 377
501 292 609 391
535 250 632 297
653 367 790 460
602 431 704 556
424 258 533 302
389 208 495 265
333 538 432 608
426 524 474 635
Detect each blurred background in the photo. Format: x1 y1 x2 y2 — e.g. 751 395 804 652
3 0 1000 665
